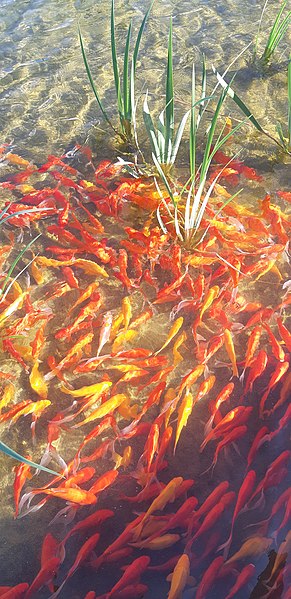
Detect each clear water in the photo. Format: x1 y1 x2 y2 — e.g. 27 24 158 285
0 0 290 597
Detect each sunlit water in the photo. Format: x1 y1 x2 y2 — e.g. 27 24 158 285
0 0 290 597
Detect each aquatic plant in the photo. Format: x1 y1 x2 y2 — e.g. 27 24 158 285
213 57 291 154
143 19 188 170
79 0 153 145
153 67 245 248
0 441 62 475
254 0 290 64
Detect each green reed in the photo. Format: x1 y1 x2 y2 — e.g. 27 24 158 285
0 441 62 476
254 0 290 64
213 58 291 154
154 66 246 248
79 0 153 145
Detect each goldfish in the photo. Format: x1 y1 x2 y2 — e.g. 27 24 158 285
13 461 31 519
130 533 180 550
24 557 61 599
259 360 289 416
178 364 205 395
50 533 100 599
132 478 183 540
31 486 97 505
89 470 118 495
60 380 112 398
74 394 127 427
224 564 256 599
218 470 256 556
223 328 238 377
121 296 132 330
195 556 224 599
204 382 234 435
104 556 150 598
97 311 113 356
244 349 268 395
276 316 291 351
29 361 48 399
154 317 184 355
166 554 190 599
174 393 193 453
203 425 247 475
0 583 29 599
0 292 27 328
112 330 138 353
0 382 15 412
62 509 114 545
172 331 187 366
225 536 272 565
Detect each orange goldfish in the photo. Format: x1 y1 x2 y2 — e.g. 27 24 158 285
31 486 97 505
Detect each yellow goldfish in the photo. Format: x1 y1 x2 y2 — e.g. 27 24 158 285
174 393 193 453
0 292 27 328
0 382 15 412
225 536 273 565
167 554 190 599
130 534 180 550
155 317 184 355
60 380 112 398
112 330 137 354
122 296 132 330
29 361 48 399
74 394 127 427
132 477 183 540
224 329 238 377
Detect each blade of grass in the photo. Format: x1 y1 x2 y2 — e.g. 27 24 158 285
123 21 132 119
78 26 117 133
288 52 291 146
111 0 123 121
0 234 41 296
212 65 284 148
152 153 176 204
143 92 161 161
0 441 63 477
262 1 290 62
165 17 174 163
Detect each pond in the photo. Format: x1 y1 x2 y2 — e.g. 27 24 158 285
0 0 290 598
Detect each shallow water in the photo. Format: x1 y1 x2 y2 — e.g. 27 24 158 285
0 0 290 598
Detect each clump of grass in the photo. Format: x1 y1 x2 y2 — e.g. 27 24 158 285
79 0 153 145
254 0 290 64
213 56 291 154
153 64 246 248
142 20 211 172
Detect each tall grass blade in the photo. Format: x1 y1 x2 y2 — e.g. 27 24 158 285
0 441 63 477
288 52 291 146
132 0 155 71
123 21 132 119
152 154 176 204
165 18 174 162
143 93 161 160
190 64 196 179
111 0 123 121
262 1 290 62
0 234 41 296
78 27 116 132
212 66 265 133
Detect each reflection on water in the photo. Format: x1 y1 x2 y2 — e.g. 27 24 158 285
0 0 290 598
